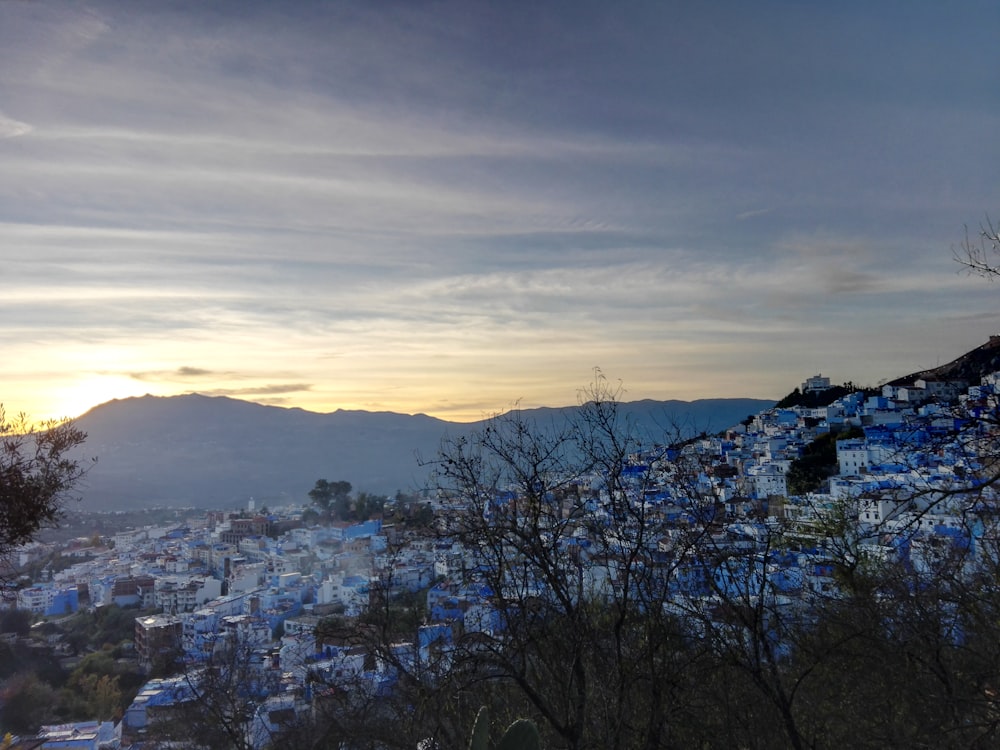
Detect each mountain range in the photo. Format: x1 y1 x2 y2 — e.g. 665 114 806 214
69 395 774 511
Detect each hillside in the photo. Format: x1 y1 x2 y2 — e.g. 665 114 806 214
890 335 1000 386
68 394 773 511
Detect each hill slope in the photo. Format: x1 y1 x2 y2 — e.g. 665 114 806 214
890 336 1000 386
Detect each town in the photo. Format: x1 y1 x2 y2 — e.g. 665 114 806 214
4 360 1000 749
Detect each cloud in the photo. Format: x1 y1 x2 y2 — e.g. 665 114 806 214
195 384 313 398
1 1 997 423
127 367 235 383
823 268 882 295
0 111 31 138
736 208 773 221
128 367 225 382
125 368 312 394
775 231 877 263
176 366 214 378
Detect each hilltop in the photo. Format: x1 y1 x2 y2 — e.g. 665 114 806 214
890 335 1000 386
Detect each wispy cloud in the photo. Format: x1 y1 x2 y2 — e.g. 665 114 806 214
128 367 223 382
176 366 214 378
195 384 313 398
1 1 997 422
0 111 30 138
736 208 773 221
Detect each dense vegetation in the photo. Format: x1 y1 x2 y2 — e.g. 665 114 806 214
774 382 876 409
0 605 149 733
786 426 864 495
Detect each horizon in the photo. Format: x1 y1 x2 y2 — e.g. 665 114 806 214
66 328 987 424
3 2 999 423
72 387 782 424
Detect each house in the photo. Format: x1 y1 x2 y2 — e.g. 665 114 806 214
35 721 117 750
914 378 968 403
110 574 156 608
16 585 80 616
220 516 274 545
801 374 832 393
748 464 787 499
153 575 222 614
134 614 182 673
121 676 199 745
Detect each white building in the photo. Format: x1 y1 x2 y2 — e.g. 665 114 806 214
749 463 787 499
317 571 369 614
37 720 117 750
154 576 222 614
914 378 967 402
114 529 148 552
837 439 870 475
802 374 832 393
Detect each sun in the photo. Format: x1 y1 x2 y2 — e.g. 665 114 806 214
47 374 154 420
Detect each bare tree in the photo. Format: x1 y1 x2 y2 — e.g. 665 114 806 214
185 359 1000 749
143 622 296 750
421 374 717 749
955 215 1000 280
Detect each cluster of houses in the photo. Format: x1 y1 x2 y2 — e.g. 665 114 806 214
699 372 995 555
5 369 1000 748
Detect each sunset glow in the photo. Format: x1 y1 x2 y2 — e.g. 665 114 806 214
2 2 998 422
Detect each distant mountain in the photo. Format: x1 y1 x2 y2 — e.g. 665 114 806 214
69 394 774 511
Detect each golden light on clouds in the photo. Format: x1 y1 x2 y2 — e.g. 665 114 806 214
1 2 997 423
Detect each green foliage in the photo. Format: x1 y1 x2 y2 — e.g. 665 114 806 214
315 613 351 646
0 602 148 734
306 481 389 523
359 585 427 639
0 407 90 564
385 494 436 528
69 650 118 683
0 672 58 735
60 667 124 723
0 635 63 685
308 479 353 520
774 383 874 409
353 491 386 521
407 502 435 528
0 608 31 637
61 604 145 654
786 427 864 495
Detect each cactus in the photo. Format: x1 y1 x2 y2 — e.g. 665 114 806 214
468 706 541 750
469 706 491 750
496 718 540 750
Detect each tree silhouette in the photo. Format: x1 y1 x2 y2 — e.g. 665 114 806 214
308 479 352 520
0 406 89 583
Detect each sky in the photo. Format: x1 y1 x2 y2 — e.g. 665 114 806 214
2 1 999 423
